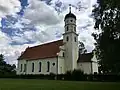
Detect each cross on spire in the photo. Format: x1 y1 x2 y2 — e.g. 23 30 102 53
69 4 71 13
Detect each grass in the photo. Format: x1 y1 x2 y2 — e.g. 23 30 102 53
0 79 120 90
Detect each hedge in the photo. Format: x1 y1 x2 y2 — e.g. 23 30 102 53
0 70 120 82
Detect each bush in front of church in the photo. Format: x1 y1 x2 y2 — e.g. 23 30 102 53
71 69 85 81
64 71 72 80
64 69 85 81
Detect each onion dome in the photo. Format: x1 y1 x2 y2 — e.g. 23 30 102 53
65 12 76 20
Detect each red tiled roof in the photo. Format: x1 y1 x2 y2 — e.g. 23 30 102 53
77 53 93 62
18 40 63 60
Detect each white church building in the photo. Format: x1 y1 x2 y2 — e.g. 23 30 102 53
17 9 98 75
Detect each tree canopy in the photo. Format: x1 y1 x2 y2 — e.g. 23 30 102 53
78 41 87 54
0 54 16 75
92 0 120 74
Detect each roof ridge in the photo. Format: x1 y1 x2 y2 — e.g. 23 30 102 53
29 39 63 49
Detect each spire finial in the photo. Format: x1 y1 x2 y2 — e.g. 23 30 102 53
69 4 71 13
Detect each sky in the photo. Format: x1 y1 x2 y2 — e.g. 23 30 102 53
0 0 97 65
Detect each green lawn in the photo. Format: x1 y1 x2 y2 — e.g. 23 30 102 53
0 79 120 90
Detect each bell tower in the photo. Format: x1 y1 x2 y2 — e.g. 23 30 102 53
63 5 79 72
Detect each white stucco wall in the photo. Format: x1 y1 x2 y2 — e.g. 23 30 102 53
58 57 65 74
91 54 98 73
91 54 97 62
63 17 79 72
77 62 98 74
92 62 98 73
77 53 99 74
17 57 58 75
77 62 92 74
57 46 65 74
17 59 26 75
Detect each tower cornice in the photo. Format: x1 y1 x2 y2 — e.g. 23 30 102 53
64 24 77 27
63 32 79 36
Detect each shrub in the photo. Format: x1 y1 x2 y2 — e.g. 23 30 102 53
56 74 64 80
64 69 85 81
48 73 56 80
71 69 84 81
64 71 72 80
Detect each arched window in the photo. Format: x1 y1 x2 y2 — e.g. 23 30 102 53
32 63 34 72
63 52 65 57
47 61 50 72
66 36 69 41
39 62 42 72
24 64 26 72
66 26 69 31
74 37 77 42
74 27 76 32
20 64 22 72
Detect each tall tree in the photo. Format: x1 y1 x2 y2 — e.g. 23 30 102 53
0 54 16 75
79 41 87 54
0 54 4 61
92 0 120 74
0 54 6 67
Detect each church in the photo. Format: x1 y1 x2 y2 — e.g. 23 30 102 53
17 8 98 75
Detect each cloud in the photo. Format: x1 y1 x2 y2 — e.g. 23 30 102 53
11 25 64 44
0 29 41 64
24 0 62 25
0 29 21 64
0 0 97 65
9 0 96 46
0 30 10 46
0 0 21 19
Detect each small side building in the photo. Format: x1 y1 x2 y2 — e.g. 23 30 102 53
77 53 98 74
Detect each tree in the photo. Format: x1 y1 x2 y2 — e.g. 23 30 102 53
0 54 4 61
92 0 120 74
79 41 87 54
0 54 16 75
0 54 6 71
